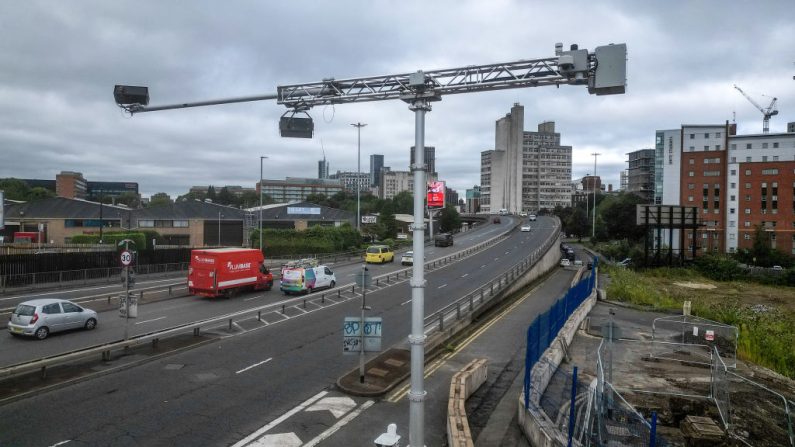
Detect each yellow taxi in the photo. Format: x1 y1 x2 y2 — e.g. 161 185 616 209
365 245 395 264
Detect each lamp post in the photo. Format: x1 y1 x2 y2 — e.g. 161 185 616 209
218 211 223 246
259 156 268 253
351 122 367 231
591 153 601 239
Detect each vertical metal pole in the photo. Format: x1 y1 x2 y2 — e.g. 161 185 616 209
260 156 267 253
592 152 600 239
428 208 433 242
568 366 578 447
649 411 658 447
124 240 130 341
408 99 430 447
359 264 367 383
218 211 221 246
351 122 367 231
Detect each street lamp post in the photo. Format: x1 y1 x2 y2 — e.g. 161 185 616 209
351 122 367 231
218 211 223 246
259 156 268 253
591 153 601 239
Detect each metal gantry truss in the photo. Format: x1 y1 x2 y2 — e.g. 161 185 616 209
277 56 569 108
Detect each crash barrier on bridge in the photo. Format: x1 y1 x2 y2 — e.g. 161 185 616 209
422 219 561 354
0 218 524 382
447 358 488 447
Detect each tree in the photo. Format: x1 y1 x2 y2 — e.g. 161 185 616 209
116 192 141 208
0 178 31 201
378 202 398 240
305 193 329 206
27 187 55 201
439 204 462 233
149 192 173 207
239 190 260 208
217 187 237 206
207 186 217 202
392 191 413 214
596 192 646 242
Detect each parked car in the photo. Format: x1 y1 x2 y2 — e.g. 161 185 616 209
771 265 784 271
617 258 632 268
401 251 415 266
434 233 454 247
560 258 571 267
8 299 98 340
520 224 532 232
366 245 395 264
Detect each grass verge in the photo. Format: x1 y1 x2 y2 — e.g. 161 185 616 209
605 265 795 379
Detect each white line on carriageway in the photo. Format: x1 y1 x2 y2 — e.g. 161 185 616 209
135 316 166 325
236 358 273 374
0 278 181 302
230 391 328 446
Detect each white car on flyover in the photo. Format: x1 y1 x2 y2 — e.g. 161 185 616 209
520 224 532 232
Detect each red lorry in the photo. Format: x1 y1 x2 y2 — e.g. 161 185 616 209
187 248 273 298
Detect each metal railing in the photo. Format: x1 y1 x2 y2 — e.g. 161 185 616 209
0 218 537 382
0 263 190 293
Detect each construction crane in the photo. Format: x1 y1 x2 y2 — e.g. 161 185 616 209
733 84 778 133
114 42 627 447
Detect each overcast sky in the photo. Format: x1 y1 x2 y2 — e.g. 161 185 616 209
1 1 793 198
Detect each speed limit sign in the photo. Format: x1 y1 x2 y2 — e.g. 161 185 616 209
120 250 133 266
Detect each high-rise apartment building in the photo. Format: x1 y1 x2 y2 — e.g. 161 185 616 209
369 154 384 187
480 104 572 213
409 146 436 176
257 177 343 203
379 170 437 200
318 158 329 179
626 149 656 202
330 171 370 194
55 171 88 199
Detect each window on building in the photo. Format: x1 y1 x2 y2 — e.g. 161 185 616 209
689 146 695 152
689 171 694 177
744 221 751 227
716 132 721 138
745 195 751 201
690 134 695 139
730 234 735 240
702 233 708 239
773 142 779 148
746 143 752 149
744 209 750 214
745 169 751 175
730 182 736 188
730 208 735 214
730 143 736 150
704 146 710 151
773 156 779 161
688 196 694 202
730 169 736 175
138 220 155 228
689 158 694 165
704 133 709 138
744 234 751 240
762 156 768 162
762 168 778 175
762 143 768 149
730 195 736 201
745 183 751 189
746 156 752 162
715 145 721 150
688 183 695 190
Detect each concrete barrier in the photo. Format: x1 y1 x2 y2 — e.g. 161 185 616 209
517 270 599 445
447 358 489 447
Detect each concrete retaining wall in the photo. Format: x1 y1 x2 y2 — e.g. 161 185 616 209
447 358 489 447
516 271 599 446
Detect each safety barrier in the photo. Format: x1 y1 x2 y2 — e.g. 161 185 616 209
447 358 488 447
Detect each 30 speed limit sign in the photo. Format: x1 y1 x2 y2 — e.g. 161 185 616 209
120 250 133 266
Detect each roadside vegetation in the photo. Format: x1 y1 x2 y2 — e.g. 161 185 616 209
605 265 795 379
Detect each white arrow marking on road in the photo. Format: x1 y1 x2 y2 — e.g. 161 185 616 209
305 396 357 419
231 391 327 447
303 400 374 447
251 432 302 447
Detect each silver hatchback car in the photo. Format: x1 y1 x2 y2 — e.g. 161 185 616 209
8 298 98 340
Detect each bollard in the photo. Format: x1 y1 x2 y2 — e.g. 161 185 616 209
480 289 484 303
102 350 111 361
258 311 261 321
108 295 111 304
303 299 306 308
169 286 172 296
228 319 233 331
41 365 47 379
469 295 473 311
456 302 461 319
152 338 159 348
139 291 143 301
321 293 325 303
338 289 341 298
438 313 444 331
282 305 285 313
376 278 379 286
351 285 355 294
193 327 200 336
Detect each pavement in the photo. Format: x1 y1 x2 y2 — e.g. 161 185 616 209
318 265 579 446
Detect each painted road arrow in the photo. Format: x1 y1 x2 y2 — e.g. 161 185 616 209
252 432 302 447
305 396 357 419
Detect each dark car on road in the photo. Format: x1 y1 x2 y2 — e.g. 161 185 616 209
434 233 454 247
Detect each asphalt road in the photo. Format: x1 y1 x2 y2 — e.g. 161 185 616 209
0 215 558 446
0 217 518 367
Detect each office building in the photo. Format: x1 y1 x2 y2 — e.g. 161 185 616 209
55 171 88 199
257 177 343 203
480 103 572 213
380 170 438 200
626 149 656 202
22 172 138 203
620 170 629 191
330 171 370 194
318 158 330 179
369 154 384 187
465 186 481 214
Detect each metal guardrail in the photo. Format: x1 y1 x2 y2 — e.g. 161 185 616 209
0 219 528 381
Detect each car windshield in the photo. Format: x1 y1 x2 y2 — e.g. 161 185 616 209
404 252 413 256
366 247 382 254
14 304 36 316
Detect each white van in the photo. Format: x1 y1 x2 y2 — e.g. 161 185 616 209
280 264 337 295
498 208 509 215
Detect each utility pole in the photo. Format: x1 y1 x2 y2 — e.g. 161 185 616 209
592 153 600 239
359 264 369 383
114 42 627 447
259 156 268 253
351 123 367 231
218 211 223 246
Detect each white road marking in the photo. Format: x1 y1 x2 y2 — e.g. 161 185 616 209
49 442 71 447
494 257 500 261
481 265 487 269
438 284 447 289
244 296 260 301
236 358 273 374
461 273 469 278
505 251 510 254
306 396 357 419
231 392 328 447
302 400 375 447
400 299 412 306
251 432 302 447
134 316 166 325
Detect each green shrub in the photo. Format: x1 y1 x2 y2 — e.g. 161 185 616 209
71 232 147 249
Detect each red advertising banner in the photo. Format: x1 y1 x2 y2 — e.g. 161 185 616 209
427 181 445 208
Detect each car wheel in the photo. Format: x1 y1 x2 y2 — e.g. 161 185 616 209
35 326 49 340
85 318 97 330
330 280 336 288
